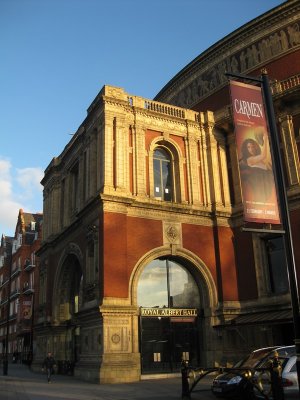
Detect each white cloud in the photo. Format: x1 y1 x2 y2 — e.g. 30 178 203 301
0 158 43 237
16 167 44 200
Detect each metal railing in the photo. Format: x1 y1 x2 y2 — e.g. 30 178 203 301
271 74 300 95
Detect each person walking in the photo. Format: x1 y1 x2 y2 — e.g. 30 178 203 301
42 352 57 383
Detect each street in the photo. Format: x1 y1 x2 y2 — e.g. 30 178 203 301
0 363 217 400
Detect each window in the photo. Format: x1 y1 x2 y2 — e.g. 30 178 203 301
31 252 35 266
265 237 289 294
86 241 96 283
153 148 173 201
137 258 200 308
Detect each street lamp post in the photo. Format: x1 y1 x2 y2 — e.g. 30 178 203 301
261 70 300 384
226 69 300 391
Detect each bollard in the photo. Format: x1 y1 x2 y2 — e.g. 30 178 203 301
269 351 285 400
181 360 191 399
3 358 8 376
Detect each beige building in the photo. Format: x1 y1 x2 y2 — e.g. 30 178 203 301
34 1 299 383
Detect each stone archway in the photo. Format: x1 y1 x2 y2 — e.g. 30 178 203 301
130 246 218 371
52 246 83 364
130 246 218 310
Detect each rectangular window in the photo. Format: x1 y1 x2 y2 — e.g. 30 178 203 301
265 237 289 294
18 234 22 246
86 241 95 283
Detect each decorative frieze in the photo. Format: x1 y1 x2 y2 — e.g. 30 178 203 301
156 5 300 108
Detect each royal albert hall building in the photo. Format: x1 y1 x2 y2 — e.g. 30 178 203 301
34 0 300 383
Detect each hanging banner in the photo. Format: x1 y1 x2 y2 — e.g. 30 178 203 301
22 300 32 319
230 80 281 224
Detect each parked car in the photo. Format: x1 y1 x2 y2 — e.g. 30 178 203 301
255 354 299 399
281 355 299 398
211 345 296 399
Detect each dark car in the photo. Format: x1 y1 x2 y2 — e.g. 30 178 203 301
211 345 295 399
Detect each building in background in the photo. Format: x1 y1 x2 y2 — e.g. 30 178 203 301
32 0 300 383
0 209 42 365
0 234 13 359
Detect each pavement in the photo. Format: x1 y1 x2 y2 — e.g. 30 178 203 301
0 363 216 400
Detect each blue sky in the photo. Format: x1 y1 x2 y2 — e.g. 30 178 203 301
0 0 283 236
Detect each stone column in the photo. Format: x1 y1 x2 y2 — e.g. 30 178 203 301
64 174 70 226
103 114 115 193
204 112 223 208
185 130 201 205
279 115 300 187
89 129 98 197
97 125 105 191
227 131 243 206
114 116 129 194
216 131 231 209
198 117 211 207
183 136 192 204
43 189 50 240
133 127 147 197
51 179 61 234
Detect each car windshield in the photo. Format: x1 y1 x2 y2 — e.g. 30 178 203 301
239 348 276 368
233 346 295 369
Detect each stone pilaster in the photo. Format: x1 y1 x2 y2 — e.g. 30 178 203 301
198 119 211 207
185 129 201 205
99 301 141 383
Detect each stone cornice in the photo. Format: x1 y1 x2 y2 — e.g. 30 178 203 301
101 196 236 227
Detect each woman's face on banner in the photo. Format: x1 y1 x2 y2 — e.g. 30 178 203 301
247 141 258 156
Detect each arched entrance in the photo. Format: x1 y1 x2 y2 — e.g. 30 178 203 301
137 257 201 374
53 252 83 368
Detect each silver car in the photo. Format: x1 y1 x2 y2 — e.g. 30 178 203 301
282 355 298 398
255 354 298 399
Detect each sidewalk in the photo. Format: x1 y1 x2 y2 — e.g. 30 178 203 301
0 363 215 400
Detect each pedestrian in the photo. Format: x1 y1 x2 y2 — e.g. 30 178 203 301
42 352 57 383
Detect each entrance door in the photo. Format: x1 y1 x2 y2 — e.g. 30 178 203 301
171 320 198 369
137 258 201 374
140 317 199 373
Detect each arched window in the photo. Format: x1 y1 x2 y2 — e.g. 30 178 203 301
153 148 173 201
137 258 200 308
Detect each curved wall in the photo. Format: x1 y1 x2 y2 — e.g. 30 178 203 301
155 0 300 112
